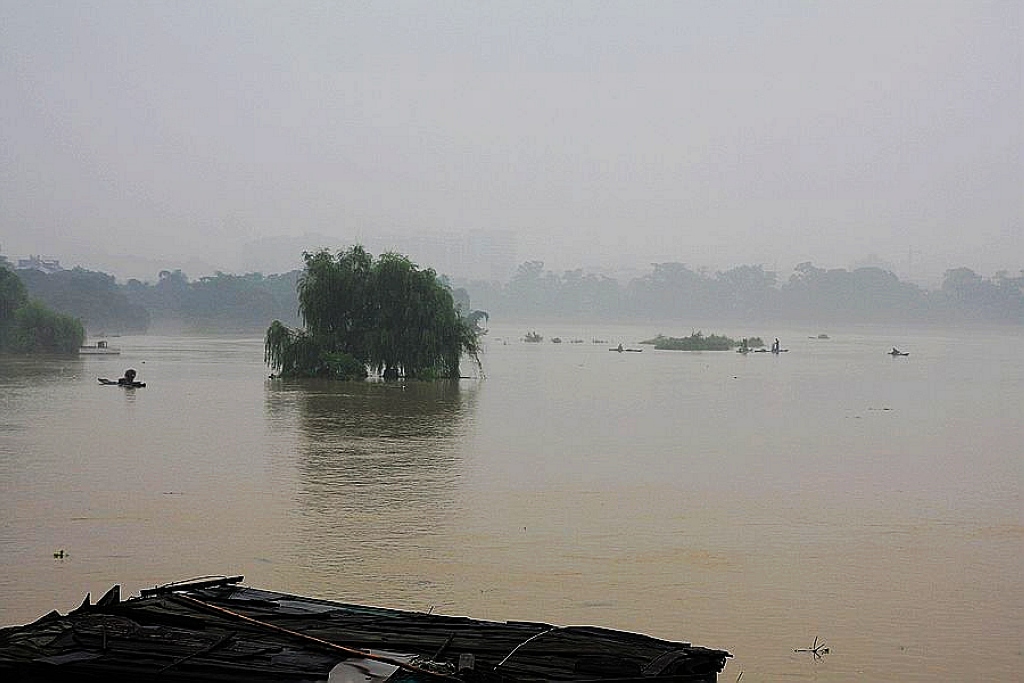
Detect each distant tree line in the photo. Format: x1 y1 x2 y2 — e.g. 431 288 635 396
460 261 1024 325
124 269 301 332
18 267 301 333
11 257 1023 334
17 267 151 334
0 266 85 354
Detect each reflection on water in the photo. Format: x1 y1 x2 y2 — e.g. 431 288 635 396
265 380 475 591
0 355 89 460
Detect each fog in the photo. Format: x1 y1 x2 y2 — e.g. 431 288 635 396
2 2 1020 284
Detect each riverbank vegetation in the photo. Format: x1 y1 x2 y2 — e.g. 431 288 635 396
264 247 481 380
0 267 85 354
8 252 1022 333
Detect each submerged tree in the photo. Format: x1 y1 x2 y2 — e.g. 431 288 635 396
265 247 481 380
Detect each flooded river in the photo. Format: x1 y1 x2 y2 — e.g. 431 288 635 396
0 323 1020 681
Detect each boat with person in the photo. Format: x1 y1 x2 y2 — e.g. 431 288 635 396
98 377 146 388
0 575 731 682
97 368 145 387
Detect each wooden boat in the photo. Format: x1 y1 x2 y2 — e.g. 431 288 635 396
98 378 146 388
0 576 730 682
78 340 120 355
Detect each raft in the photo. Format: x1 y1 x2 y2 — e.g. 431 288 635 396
0 576 730 682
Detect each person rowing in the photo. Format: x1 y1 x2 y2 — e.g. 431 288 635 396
117 368 138 386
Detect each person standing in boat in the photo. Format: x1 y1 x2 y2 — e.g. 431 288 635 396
117 368 138 386
772 338 780 353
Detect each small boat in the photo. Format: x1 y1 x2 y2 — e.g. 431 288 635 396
0 576 731 682
888 350 909 357
98 378 146 388
78 340 120 355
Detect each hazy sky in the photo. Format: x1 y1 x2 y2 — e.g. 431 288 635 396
1 1 1020 283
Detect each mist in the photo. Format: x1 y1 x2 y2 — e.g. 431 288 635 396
2 2 1020 285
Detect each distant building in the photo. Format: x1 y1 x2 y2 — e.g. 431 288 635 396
17 255 64 274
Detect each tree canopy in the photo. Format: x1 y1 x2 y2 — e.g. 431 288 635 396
265 247 481 380
0 266 85 354
0 266 28 325
17 266 150 333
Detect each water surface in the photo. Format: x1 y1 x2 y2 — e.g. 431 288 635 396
0 324 1020 681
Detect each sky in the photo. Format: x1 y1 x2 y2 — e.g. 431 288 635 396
1 1 1021 284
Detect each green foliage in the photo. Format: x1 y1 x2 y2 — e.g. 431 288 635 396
17 267 149 333
264 320 298 372
0 266 28 324
466 310 489 332
6 300 85 354
323 352 369 380
0 266 29 348
0 266 84 353
125 269 301 331
641 331 738 351
265 247 481 380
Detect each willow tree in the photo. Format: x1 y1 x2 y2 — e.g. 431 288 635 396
265 247 481 380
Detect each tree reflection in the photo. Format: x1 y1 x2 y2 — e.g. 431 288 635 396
0 355 83 386
263 379 478 592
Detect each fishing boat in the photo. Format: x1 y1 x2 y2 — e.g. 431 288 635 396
97 378 146 388
78 340 120 355
0 576 730 682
